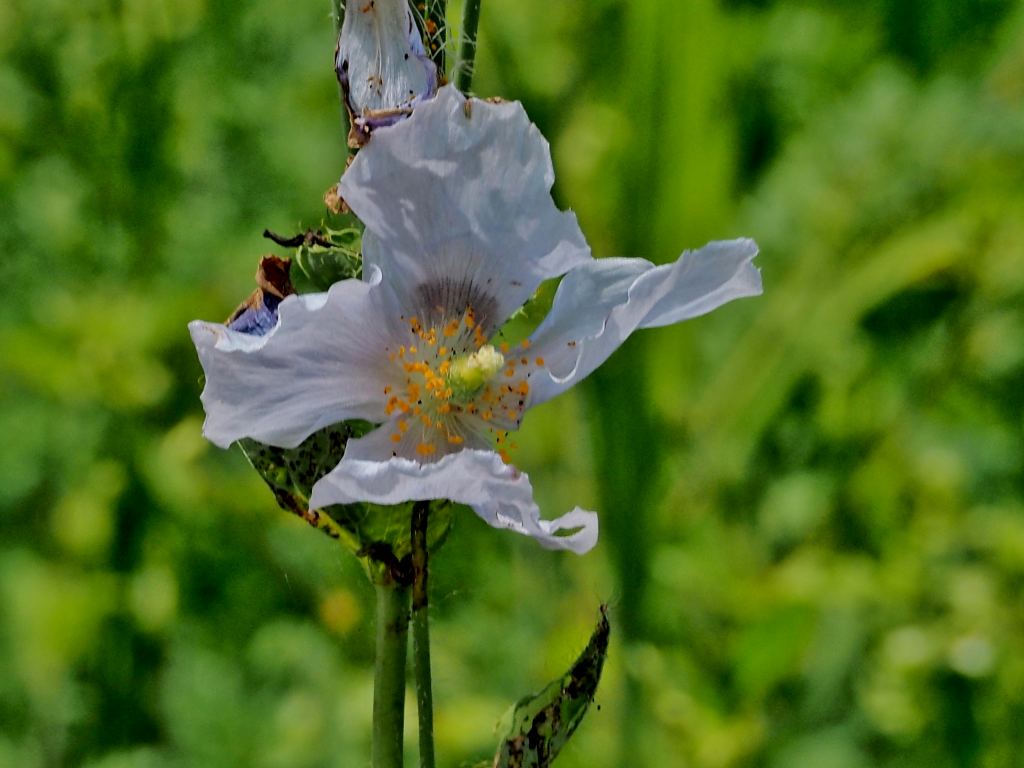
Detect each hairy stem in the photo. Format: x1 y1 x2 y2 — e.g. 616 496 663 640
374 582 410 768
410 501 436 768
454 0 482 93
422 0 447 74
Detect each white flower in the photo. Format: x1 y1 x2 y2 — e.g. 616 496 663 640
189 86 762 554
336 0 438 138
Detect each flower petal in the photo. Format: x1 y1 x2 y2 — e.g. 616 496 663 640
190 269 401 449
336 0 438 133
339 86 591 331
309 450 598 554
528 238 762 406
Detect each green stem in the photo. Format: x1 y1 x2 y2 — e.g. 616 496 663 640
374 582 410 768
454 0 482 93
410 501 436 768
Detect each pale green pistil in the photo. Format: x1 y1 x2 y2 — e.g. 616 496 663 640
447 344 505 404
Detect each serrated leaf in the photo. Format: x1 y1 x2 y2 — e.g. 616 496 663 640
239 423 453 583
493 608 610 768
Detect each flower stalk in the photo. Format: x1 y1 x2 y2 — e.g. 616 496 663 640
373 581 411 768
454 0 482 93
410 500 436 768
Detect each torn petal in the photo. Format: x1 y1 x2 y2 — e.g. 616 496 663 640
309 450 599 553
528 238 762 406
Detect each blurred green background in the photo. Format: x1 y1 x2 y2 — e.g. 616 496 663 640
3 0 1024 766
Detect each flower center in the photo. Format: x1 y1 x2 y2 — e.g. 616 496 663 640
380 307 544 460
448 344 505 403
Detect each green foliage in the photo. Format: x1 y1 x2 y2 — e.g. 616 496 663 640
3 0 1024 767
289 225 364 292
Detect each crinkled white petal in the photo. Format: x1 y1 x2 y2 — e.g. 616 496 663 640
309 450 598 554
190 269 402 449
528 238 762 406
336 0 437 124
340 86 591 328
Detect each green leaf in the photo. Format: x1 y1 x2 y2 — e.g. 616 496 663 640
239 424 453 584
493 608 610 768
292 226 363 291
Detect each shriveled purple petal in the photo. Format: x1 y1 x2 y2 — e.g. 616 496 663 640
528 238 762 406
309 449 598 553
226 292 283 337
190 269 402 449
340 86 591 332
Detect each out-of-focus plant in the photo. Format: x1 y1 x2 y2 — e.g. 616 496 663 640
3 1 1023 767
